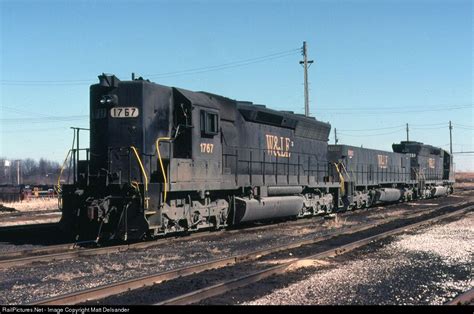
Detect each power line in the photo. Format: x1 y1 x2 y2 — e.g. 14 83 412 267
1 116 88 123
1 105 86 119
338 124 405 132
2 126 76 133
318 105 473 115
1 48 300 85
408 122 473 130
338 128 406 137
145 48 300 78
338 122 453 132
413 122 449 126
411 125 447 130
455 126 474 130
1 81 93 86
454 129 474 135
455 123 474 128
316 104 472 111
149 51 299 79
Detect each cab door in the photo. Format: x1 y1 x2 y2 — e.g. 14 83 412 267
193 108 222 181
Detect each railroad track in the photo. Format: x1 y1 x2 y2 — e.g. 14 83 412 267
445 288 474 305
0 209 61 231
0 222 59 234
30 202 472 305
0 214 326 267
158 205 473 305
0 209 61 230
0 209 56 217
2 192 468 261
1 199 470 269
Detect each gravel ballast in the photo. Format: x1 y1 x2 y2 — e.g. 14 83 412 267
0 192 472 304
237 212 473 305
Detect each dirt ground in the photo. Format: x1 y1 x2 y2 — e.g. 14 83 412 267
0 198 59 213
455 172 474 182
455 172 474 190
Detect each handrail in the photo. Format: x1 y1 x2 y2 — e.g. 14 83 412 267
156 137 172 203
57 149 72 193
130 146 148 192
340 161 352 181
333 162 345 195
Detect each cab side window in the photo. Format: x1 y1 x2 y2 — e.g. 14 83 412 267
200 110 218 136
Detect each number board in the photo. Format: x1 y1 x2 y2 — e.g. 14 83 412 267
428 158 435 169
377 154 388 169
110 107 139 118
200 143 214 154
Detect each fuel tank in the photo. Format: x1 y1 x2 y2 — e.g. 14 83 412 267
431 186 448 197
267 186 303 196
233 196 303 224
376 188 402 203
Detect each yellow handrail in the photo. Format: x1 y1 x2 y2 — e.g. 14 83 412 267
340 162 352 181
156 137 171 203
57 149 72 193
334 162 345 195
130 146 148 192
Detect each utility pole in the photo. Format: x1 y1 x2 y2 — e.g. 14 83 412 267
16 160 20 186
449 121 453 154
299 41 314 117
406 123 409 142
4 160 11 185
335 128 338 144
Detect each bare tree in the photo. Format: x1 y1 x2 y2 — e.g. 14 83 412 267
22 158 37 176
0 157 63 185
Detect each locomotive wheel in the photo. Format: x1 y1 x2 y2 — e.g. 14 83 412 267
325 205 332 214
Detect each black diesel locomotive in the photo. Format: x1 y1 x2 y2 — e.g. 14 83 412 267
59 74 454 241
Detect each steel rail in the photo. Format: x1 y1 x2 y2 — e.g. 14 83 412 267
0 230 221 268
0 214 61 226
31 203 472 305
0 242 77 259
0 217 315 266
157 206 472 305
3 200 469 269
1 203 347 262
0 209 60 218
1 214 316 262
445 288 474 305
0 222 58 233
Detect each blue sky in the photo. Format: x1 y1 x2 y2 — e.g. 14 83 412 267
1 0 473 170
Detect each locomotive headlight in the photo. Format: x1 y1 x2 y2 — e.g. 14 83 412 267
99 94 118 105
